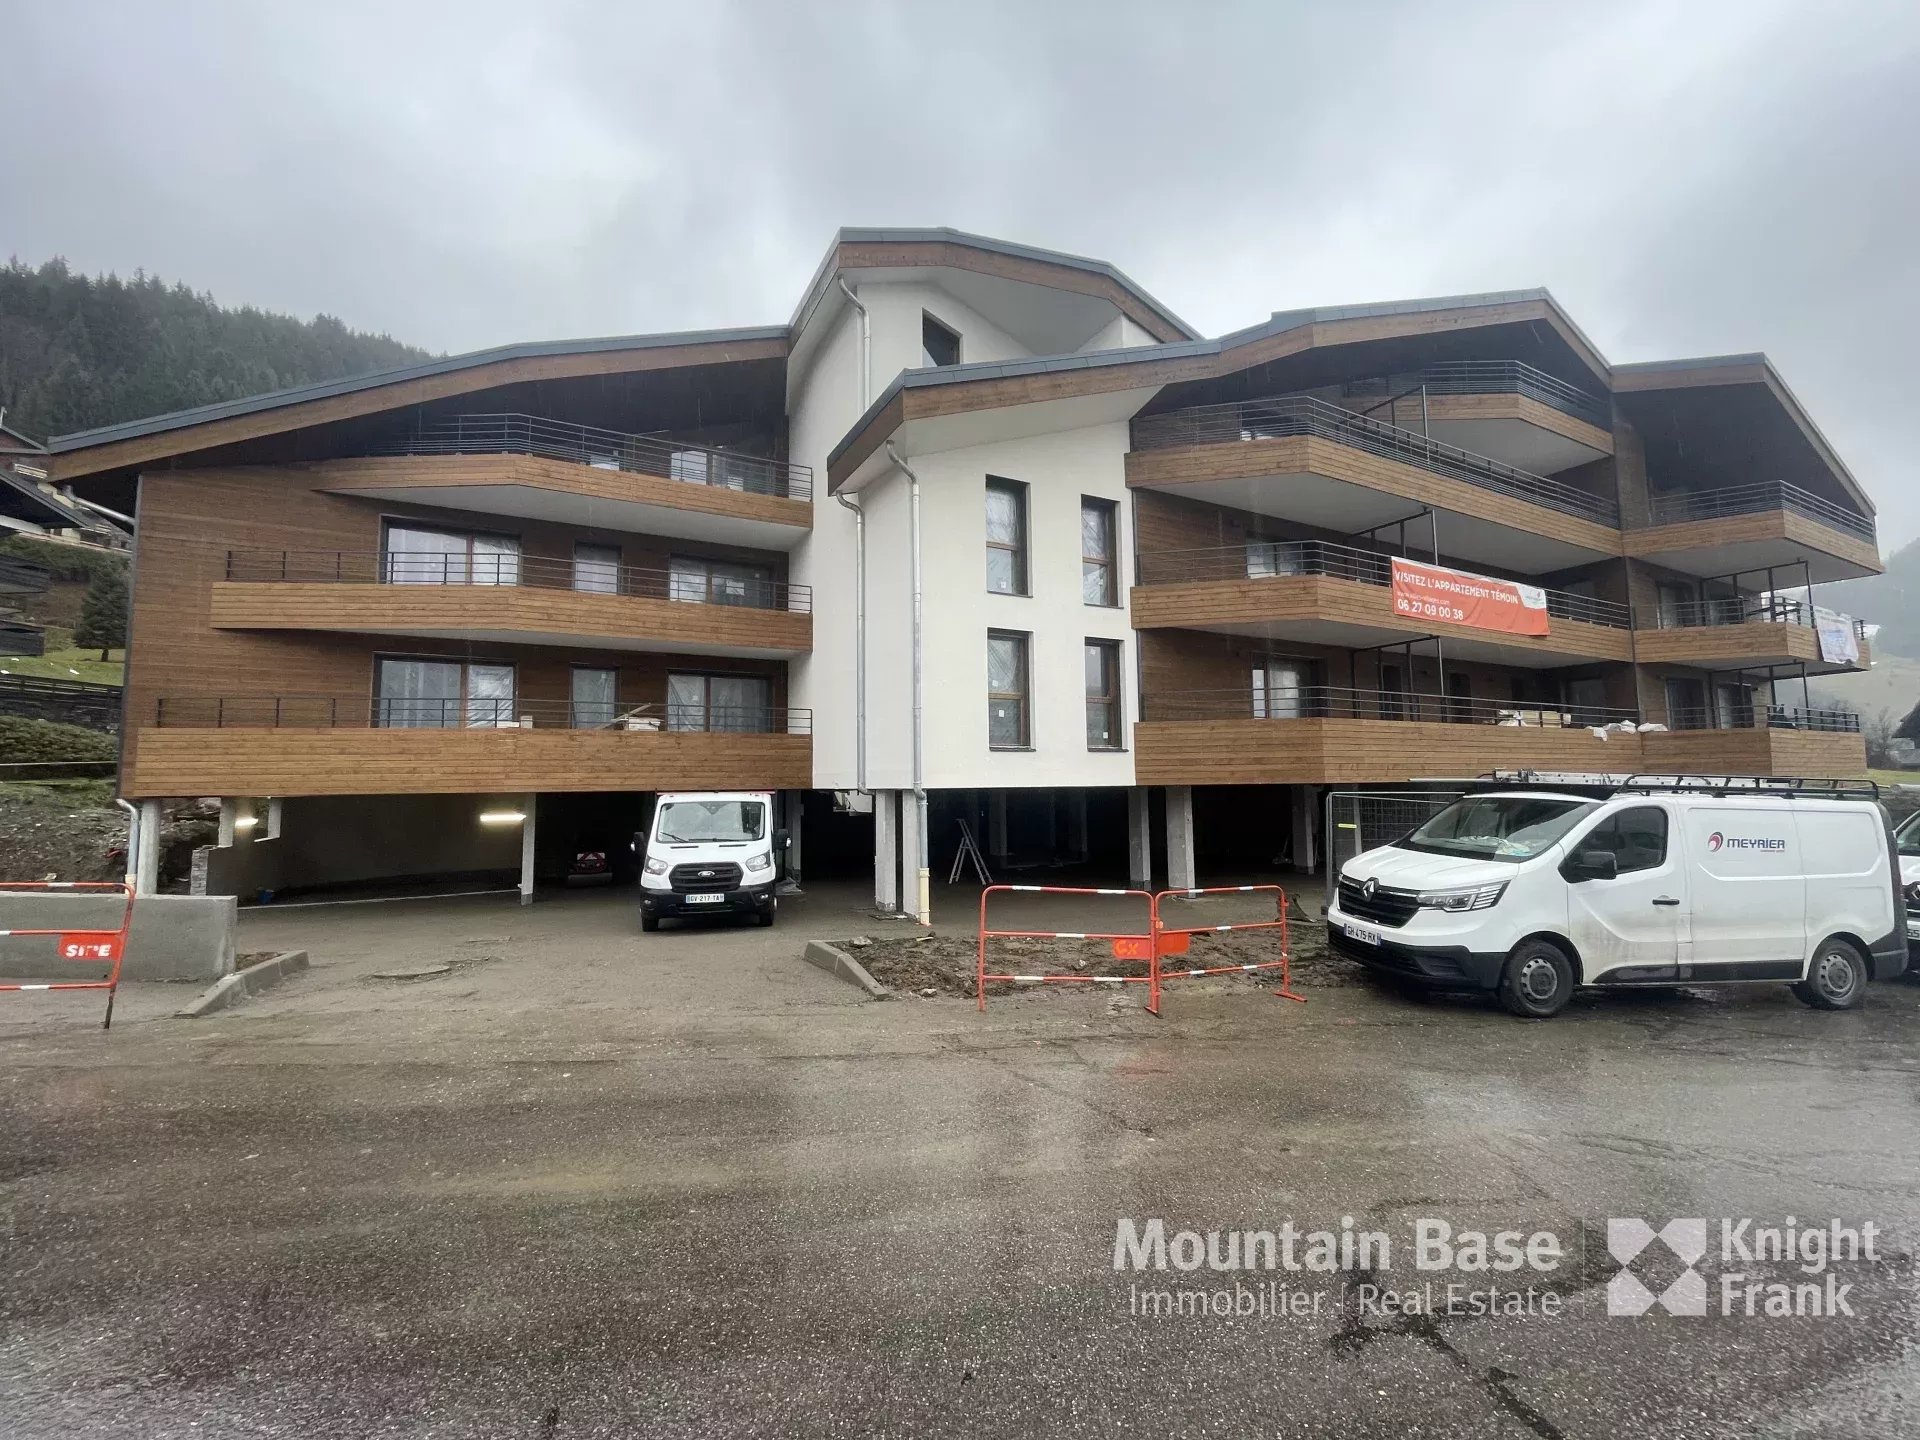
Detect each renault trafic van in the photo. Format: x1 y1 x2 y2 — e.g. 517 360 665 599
1328 780 1906 1017
637 791 786 932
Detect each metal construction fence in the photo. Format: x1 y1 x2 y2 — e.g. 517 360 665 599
1322 789 1466 908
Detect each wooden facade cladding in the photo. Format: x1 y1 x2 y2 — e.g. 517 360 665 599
1420 392 1615 457
1622 508 1882 576
1124 435 1623 555
1128 576 1632 664
1632 621 1869 672
208 582 813 656
1133 718 1866 787
313 453 811 532
122 728 813 799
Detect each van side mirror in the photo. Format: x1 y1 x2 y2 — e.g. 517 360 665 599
774 828 791 852
1561 849 1618 883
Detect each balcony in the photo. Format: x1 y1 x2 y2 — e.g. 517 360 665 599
1642 706 1865 779
1134 686 1641 785
1130 540 1632 667
1128 395 1620 575
1636 597 1871 674
124 697 814 798
211 549 812 659
1350 361 1613 475
1132 689 1866 784
1624 481 1880 582
313 415 813 550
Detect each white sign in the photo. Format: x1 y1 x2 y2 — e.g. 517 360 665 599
1815 608 1861 666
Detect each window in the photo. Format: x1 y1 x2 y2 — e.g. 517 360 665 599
573 543 621 594
669 555 775 608
1253 661 1311 720
985 479 1028 595
1665 677 1708 730
375 657 515 729
1575 806 1669 875
922 313 962 368
1380 663 1407 721
667 672 773 733
1085 640 1122 749
571 667 618 729
382 524 520 586
1081 498 1118 605
1446 671 1472 723
1656 581 1694 628
987 631 1030 748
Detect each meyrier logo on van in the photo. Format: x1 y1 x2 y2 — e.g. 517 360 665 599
1707 831 1788 853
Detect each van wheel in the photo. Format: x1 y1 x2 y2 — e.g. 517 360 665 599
754 911 774 928
640 912 659 933
1792 938 1866 1010
1499 940 1574 1018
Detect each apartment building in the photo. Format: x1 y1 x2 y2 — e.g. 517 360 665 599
46 229 1882 908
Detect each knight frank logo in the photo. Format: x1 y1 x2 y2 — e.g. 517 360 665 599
1606 1218 1709 1316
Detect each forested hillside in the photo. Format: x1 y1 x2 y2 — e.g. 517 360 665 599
1821 536 1919 660
0 258 431 440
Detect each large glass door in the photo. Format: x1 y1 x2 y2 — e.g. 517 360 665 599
666 673 773 732
571 667 618 728
383 525 520 586
375 658 462 727
465 664 517 727
1252 661 1310 719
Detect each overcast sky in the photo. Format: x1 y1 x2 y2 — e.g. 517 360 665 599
4 1 1917 544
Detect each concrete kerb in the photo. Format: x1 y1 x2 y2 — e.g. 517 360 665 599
176 950 310 1018
803 940 893 999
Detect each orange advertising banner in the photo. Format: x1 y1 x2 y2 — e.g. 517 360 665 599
1390 557 1550 636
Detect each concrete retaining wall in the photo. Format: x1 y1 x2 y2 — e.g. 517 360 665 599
0 894 236 982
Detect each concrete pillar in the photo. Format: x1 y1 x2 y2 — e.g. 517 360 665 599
784 791 804 889
875 790 900 912
266 797 284 841
988 791 1009 859
1127 787 1151 889
1165 785 1196 892
218 797 238 847
1291 786 1318 874
519 793 536 906
901 793 929 925
1068 790 1088 862
134 799 162 897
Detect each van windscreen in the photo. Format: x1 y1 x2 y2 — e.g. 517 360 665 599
1897 810 1920 857
655 800 767 844
1397 796 1596 863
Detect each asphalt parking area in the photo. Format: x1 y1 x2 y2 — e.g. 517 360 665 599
2 886 1918 1437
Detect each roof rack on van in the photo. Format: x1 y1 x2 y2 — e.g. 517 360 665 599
1475 769 1882 801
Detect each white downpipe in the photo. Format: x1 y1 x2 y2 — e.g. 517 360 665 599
114 798 139 892
833 276 871 793
885 440 931 926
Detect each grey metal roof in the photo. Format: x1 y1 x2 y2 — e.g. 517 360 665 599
0 422 46 454
1613 352 1767 374
787 226 1200 342
824 337 1220 470
0 468 110 530
46 325 790 453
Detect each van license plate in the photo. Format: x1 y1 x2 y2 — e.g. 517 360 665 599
1343 921 1382 947
686 892 724 905
1907 918 1920 940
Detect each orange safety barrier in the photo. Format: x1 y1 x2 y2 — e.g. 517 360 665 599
976 882 1307 1014
976 884 1160 1012
1152 884 1306 1005
0 881 135 1029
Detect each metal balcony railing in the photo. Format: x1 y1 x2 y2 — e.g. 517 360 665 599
1642 481 1875 544
371 414 812 502
1133 539 1631 628
1412 361 1612 430
224 548 811 613
151 695 813 735
1664 706 1860 735
1130 394 1619 526
1143 685 1640 730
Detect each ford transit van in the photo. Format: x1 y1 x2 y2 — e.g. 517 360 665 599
1328 780 1906 1017
638 791 786 932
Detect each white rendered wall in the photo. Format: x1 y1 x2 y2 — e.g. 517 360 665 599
910 422 1137 790
1077 313 1160 354
857 281 1032 386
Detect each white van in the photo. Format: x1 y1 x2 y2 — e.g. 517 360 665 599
1328 780 1907 1017
637 791 787 932
1897 807 1920 963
